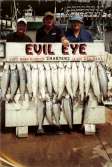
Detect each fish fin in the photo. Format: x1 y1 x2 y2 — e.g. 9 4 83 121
32 97 36 102
28 93 33 101
8 98 16 103
18 95 25 104
1 96 7 102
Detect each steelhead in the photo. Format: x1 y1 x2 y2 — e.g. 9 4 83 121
58 62 65 99
1 64 10 100
9 64 19 102
24 64 33 101
65 62 73 99
90 62 101 103
50 63 58 95
62 94 72 129
71 62 79 98
17 64 26 103
38 63 46 100
31 64 39 101
44 63 53 97
84 63 91 97
97 63 108 100
78 62 84 102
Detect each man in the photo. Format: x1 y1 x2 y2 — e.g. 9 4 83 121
66 15 93 42
6 18 32 42
36 12 69 135
36 11 67 44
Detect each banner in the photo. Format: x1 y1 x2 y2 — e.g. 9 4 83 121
3 42 105 62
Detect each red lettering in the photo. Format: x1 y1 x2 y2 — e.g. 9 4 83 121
26 44 33 55
34 44 42 55
62 45 69 55
79 44 87 55
48 44 55 55
70 44 79 54
43 44 47 55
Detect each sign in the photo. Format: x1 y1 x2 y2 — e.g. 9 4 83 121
5 42 105 62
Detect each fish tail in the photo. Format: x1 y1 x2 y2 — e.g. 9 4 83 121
18 95 25 104
28 93 33 101
8 97 16 103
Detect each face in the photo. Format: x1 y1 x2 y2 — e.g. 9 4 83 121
71 21 82 32
44 16 54 28
17 22 27 35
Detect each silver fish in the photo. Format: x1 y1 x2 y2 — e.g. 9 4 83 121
31 64 39 101
52 94 61 126
84 63 91 97
24 64 32 101
65 62 73 99
90 62 101 103
52 102 60 126
50 63 58 95
9 64 19 102
1 64 10 100
97 63 108 100
62 94 72 129
17 64 26 103
78 62 84 102
36 98 45 134
58 62 65 99
44 63 53 97
46 98 53 125
71 62 78 98
38 63 46 100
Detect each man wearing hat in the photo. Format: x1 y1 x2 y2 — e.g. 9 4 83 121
66 15 93 42
6 18 32 42
36 11 67 44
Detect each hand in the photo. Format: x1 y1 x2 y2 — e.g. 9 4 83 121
61 37 69 47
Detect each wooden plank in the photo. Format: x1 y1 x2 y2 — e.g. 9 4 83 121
0 126 111 167
96 124 112 161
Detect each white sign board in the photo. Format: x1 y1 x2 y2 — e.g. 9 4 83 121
5 42 105 62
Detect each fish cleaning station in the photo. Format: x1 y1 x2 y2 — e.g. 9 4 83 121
0 41 112 137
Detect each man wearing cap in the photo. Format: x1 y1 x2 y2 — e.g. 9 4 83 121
36 11 67 44
6 18 32 42
66 15 93 42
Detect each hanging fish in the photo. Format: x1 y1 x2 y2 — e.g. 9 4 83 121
52 94 61 126
36 98 45 134
97 63 108 100
38 63 46 100
62 94 72 129
58 62 65 99
31 63 39 101
44 63 53 97
8 64 19 103
90 62 102 103
65 62 73 99
46 98 53 125
84 63 91 98
17 63 26 103
24 64 33 101
71 62 79 98
1 64 10 100
78 62 85 102
50 63 58 95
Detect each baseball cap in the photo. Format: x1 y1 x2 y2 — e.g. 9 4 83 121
44 11 54 18
17 18 27 25
69 15 83 23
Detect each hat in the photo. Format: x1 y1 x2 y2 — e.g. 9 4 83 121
17 18 27 25
44 11 54 18
69 15 83 23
